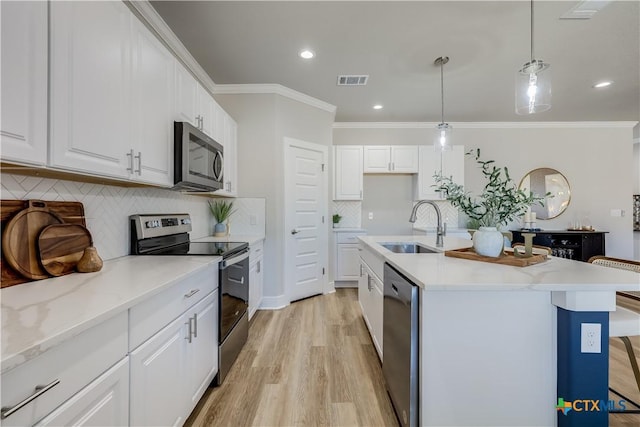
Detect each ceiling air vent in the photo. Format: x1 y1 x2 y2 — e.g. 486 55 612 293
337 75 368 86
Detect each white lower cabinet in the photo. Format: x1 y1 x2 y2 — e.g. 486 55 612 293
334 231 366 283
36 357 129 427
130 289 218 427
249 240 264 320
358 250 384 360
0 313 128 427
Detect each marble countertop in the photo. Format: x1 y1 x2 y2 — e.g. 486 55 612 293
332 228 367 233
1 255 220 374
359 235 640 292
192 234 265 245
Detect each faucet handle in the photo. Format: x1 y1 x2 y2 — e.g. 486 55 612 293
443 222 447 236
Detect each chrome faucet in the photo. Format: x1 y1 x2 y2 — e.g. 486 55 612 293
409 200 445 247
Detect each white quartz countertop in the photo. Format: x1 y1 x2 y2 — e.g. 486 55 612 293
359 235 640 292
192 234 265 245
1 255 220 374
332 228 367 233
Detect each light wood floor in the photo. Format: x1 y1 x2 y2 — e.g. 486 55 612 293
185 289 398 427
186 289 640 427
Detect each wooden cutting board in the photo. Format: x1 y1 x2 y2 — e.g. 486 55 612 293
39 224 93 276
1 200 86 288
2 200 64 280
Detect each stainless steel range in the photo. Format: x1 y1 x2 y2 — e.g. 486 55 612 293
130 213 249 385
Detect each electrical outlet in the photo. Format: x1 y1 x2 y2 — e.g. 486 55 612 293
368 212 374 220
580 323 601 353
249 214 257 225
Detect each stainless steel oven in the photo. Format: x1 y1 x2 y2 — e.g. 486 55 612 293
217 247 250 384
129 214 250 386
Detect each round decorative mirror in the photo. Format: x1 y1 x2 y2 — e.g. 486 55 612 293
518 168 571 220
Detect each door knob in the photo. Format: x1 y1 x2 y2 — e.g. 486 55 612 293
291 229 300 235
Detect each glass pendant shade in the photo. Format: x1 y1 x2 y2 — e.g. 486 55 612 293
434 123 452 151
515 59 551 115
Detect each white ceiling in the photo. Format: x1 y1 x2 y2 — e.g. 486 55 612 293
151 0 640 123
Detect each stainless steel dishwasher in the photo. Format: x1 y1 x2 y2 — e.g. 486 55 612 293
383 262 419 427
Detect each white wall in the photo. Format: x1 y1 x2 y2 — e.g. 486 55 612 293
334 123 636 259
361 174 414 235
215 93 334 303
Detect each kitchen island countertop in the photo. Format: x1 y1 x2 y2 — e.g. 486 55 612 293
359 235 640 292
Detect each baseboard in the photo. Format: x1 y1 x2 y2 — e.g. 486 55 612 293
334 280 358 289
258 294 289 310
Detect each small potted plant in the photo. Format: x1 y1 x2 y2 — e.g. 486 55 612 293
208 200 236 236
332 214 342 228
434 149 546 257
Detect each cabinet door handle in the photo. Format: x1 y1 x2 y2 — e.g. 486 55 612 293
126 149 134 173
392 162 395 171
388 162 391 171
1 379 60 419
257 260 261 273
192 313 198 338
360 190 363 199
184 289 200 298
135 151 142 175
185 318 193 343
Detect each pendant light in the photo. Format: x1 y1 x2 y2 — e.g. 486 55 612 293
434 56 452 151
516 0 551 115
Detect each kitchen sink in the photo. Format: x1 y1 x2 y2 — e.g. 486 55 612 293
379 242 440 254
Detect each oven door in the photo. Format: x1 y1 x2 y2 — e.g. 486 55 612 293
173 121 224 191
219 249 249 342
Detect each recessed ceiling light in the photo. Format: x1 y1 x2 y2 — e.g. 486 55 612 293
373 104 383 110
593 81 613 88
299 50 314 59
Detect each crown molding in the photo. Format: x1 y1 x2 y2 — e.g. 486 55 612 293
124 1 217 96
333 121 639 129
213 84 337 115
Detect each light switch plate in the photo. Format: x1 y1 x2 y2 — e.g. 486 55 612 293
368 212 374 220
580 323 601 353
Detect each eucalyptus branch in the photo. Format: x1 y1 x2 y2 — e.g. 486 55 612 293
434 149 547 228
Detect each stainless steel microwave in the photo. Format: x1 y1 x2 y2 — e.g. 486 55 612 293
173 121 223 192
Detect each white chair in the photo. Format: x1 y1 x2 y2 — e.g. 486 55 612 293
588 256 640 407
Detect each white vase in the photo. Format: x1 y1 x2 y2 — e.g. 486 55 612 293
473 226 504 257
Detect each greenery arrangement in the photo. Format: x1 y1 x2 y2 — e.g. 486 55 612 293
208 200 236 224
434 149 546 228
332 214 342 225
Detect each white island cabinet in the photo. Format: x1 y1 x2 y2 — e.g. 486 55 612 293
357 235 640 427
1 257 220 427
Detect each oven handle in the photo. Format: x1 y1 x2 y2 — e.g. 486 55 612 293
220 249 250 269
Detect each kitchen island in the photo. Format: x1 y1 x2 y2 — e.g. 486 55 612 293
358 235 640 427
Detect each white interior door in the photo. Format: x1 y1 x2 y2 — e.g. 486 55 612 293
284 138 328 302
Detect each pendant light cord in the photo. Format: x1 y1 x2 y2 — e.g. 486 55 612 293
440 60 444 124
530 0 534 62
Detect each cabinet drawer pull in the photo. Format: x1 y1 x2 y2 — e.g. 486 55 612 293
1 379 60 419
184 289 200 298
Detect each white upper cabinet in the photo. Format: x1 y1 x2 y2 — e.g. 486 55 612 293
50 0 133 179
174 62 199 126
363 145 418 173
334 146 363 200
50 1 174 186
131 17 174 186
214 114 238 196
0 0 48 166
415 145 465 200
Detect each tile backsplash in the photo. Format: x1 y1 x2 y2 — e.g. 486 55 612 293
333 201 362 228
1 174 264 261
